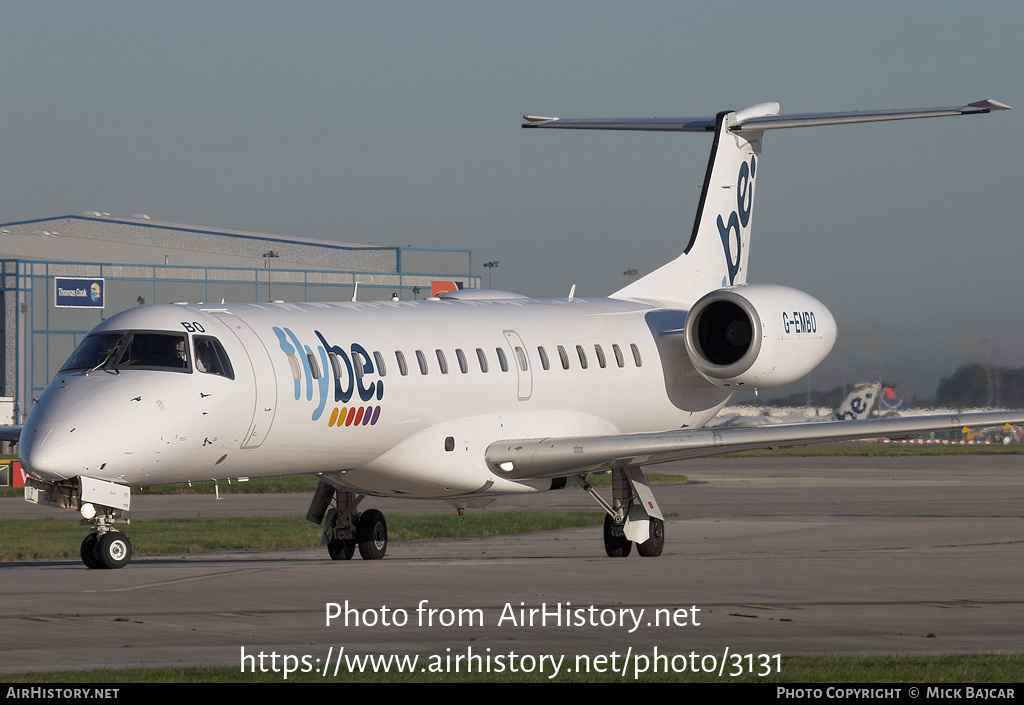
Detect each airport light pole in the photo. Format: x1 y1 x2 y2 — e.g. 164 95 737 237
263 250 279 302
484 260 499 289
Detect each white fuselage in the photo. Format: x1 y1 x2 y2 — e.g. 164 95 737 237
20 294 732 499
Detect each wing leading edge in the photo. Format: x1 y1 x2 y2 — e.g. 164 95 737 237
485 411 1024 481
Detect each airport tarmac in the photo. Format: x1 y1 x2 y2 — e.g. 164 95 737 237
2 455 1022 677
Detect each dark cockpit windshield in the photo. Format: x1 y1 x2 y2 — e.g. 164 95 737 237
60 331 191 373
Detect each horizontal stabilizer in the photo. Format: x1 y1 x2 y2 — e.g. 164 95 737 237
522 100 1011 133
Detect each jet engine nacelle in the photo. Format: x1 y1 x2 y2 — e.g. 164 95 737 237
683 284 837 390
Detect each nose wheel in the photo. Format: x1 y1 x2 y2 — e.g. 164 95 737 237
81 531 133 569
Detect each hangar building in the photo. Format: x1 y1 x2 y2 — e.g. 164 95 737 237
0 214 479 424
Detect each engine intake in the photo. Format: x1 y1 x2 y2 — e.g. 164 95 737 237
683 284 836 389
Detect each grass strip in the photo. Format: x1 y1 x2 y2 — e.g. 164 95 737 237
1 654 1022 683
0 511 606 561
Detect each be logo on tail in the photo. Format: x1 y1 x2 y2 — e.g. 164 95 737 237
718 155 756 286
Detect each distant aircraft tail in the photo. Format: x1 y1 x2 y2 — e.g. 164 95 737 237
835 382 881 421
834 378 910 420
523 100 1009 305
878 380 911 413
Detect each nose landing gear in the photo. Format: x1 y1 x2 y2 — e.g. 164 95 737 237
81 530 133 569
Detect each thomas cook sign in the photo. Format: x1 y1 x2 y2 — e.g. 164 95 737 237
54 277 105 308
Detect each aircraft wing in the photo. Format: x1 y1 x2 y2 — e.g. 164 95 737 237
485 411 1024 481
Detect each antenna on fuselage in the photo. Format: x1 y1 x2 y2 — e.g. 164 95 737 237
352 282 360 302
568 284 576 302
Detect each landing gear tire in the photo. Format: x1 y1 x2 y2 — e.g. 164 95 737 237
80 533 103 569
95 531 132 569
637 517 665 558
327 537 356 561
356 509 387 560
603 513 632 558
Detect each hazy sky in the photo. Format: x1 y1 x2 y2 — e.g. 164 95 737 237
1 1 1020 400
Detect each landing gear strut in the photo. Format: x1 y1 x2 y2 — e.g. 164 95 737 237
309 481 388 561
579 466 666 559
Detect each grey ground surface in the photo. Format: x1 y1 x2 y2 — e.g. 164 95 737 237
2 455 1022 676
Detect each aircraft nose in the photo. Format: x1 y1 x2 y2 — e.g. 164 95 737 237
19 424 84 481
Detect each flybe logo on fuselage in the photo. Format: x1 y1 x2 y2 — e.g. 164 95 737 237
272 326 383 425
717 154 756 286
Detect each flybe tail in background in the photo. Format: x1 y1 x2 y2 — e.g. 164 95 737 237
17 98 1020 569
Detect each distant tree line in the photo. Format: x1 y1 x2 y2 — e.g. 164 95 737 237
934 363 1024 410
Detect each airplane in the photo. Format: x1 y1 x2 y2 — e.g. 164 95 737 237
14 98 1022 569
711 378 891 427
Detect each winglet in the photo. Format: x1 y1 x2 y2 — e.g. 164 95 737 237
967 99 1012 112
523 115 558 127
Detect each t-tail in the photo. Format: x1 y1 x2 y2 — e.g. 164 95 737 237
523 99 1010 306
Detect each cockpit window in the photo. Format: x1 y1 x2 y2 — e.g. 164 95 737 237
193 336 234 379
60 331 191 373
115 333 190 371
60 333 124 372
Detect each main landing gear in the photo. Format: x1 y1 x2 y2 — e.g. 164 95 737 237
580 466 665 558
308 481 388 560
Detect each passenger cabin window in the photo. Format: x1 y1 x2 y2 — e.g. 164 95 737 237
456 348 468 373
306 352 322 379
329 352 343 380
351 351 364 378
612 344 625 368
193 336 234 379
476 348 489 373
576 345 588 369
373 351 387 377
594 344 606 369
631 343 643 367
557 345 569 370
537 346 550 371
436 349 449 374
496 348 509 372
416 350 428 375
514 346 528 372
395 350 408 376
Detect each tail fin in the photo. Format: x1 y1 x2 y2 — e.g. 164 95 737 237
617 103 778 302
878 380 911 413
523 99 1010 305
835 381 881 421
